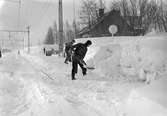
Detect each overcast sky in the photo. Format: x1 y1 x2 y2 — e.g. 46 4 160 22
0 0 81 29
0 0 110 45
0 0 81 44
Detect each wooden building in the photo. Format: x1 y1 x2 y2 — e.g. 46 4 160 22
77 9 144 38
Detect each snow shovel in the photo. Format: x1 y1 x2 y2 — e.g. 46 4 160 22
86 66 95 70
84 64 95 70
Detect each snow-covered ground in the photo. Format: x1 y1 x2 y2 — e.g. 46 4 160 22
0 34 167 116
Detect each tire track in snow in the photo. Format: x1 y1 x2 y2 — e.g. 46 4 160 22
18 55 105 116
19 54 126 116
20 55 55 81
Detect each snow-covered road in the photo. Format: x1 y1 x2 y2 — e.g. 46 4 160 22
1 34 167 116
0 52 142 116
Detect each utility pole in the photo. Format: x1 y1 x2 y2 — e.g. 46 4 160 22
73 0 76 39
58 0 64 53
27 26 30 53
8 31 11 40
17 0 21 29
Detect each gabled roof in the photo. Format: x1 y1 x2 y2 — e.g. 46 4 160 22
77 12 111 36
77 10 143 36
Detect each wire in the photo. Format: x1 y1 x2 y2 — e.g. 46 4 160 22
0 0 19 3
1 0 54 43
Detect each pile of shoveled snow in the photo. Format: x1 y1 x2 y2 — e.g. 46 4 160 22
145 32 167 38
85 44 122 78
124 78 167 116
120 39 167 81
0 71 62 116
0 72 28 116
82 36 167 83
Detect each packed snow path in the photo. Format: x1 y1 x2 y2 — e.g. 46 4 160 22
0 52 143 116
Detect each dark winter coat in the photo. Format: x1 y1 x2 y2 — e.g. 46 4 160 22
72 43 88 61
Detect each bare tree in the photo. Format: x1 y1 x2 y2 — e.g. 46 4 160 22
162 7 167 31
142 0 167 32
64 21 75 43
110 0 167 34
157 0 167 32
79 0 105 28
44 27 54 44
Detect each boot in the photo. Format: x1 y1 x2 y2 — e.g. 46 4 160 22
64 61 68 64
72 72 76 80
82 68 87 76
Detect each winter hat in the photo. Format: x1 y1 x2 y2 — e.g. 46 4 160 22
72 39 75 43
85 40 92 46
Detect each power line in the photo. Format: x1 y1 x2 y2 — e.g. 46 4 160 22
59 0 63 53
73 0 76 39
0 29 28 33
1 0 55 47
0 29 28 50
0 0 19 3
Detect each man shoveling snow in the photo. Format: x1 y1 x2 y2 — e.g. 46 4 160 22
71 40 92 80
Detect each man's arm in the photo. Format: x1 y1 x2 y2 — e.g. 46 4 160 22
72 43 78 48
71 43 81 51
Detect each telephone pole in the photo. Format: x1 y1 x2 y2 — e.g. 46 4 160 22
73 0 76 39
27 26 30 53
58 0 64 53
17 0 21 29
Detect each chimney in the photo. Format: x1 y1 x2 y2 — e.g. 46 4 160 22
99 0 104 17
99 8 104 17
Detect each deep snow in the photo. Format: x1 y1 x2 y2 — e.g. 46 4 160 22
0 34 167 116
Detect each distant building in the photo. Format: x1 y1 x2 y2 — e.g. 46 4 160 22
77 9 144 38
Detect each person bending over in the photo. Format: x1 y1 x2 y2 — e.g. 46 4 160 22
71 40 92 80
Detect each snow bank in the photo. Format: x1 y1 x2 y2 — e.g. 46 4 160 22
0 71 71 116
77 36 167 82
88 44 122 78
145 32 167 38
76 36 167 116
124 78 167 116
0 72 28 116
120 38 167 83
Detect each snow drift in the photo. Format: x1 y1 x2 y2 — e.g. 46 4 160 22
76 35 167 116
124 78 167 116
77 36 167 83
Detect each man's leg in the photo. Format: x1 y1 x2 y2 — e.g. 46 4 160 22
72 60 78 80
78 62 87 76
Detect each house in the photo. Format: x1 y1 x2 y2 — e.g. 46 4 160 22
77 9 144 38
